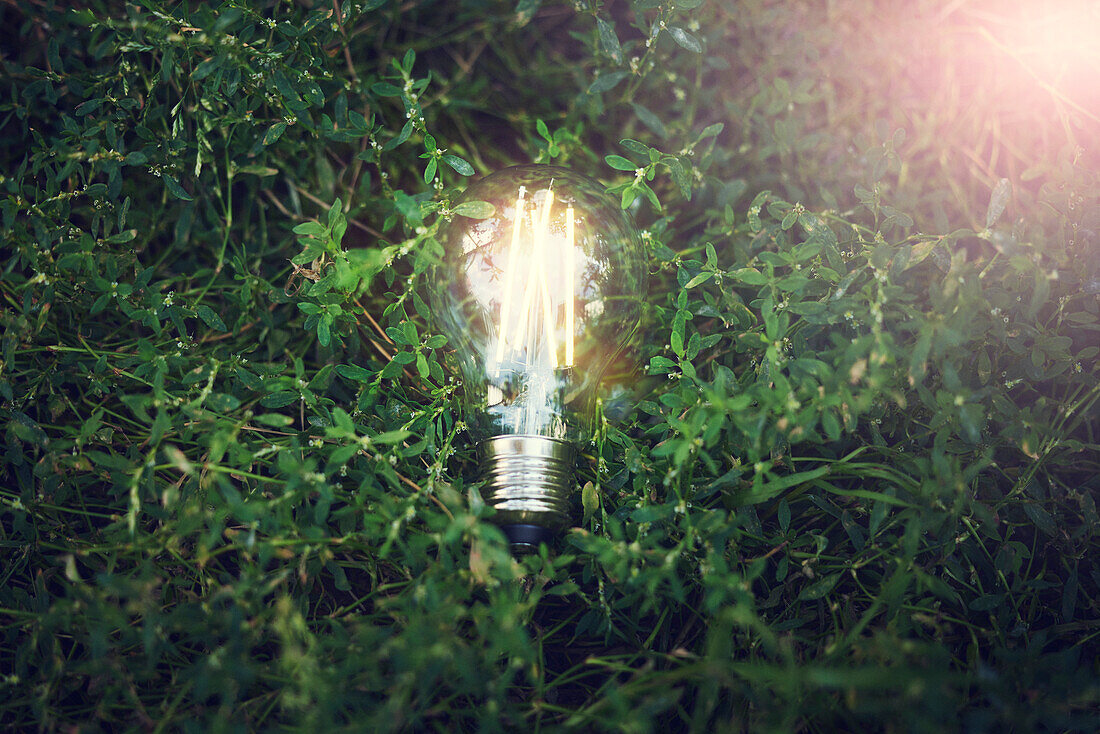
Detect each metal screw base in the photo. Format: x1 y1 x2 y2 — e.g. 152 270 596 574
479 435 575 549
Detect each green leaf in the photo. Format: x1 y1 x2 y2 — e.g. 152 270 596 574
668 159 691 199
205 393 241 412
263 122 287 146
799 573 841 601
196 305 227 332
631 102 667 138
162 175 193 201
372 430 411 445
261 391 299 408
637 181 661 210
909 327 932 382
9 412 48 446
302 81 325 106
394 190 423 224
986 178 1011 228
235 164 279 178
581 481 599 525
191 57 219 81
442 154 474 176
255 413 294 427
731 465 832 505
236 368 263 391
453 200 496 219
671 313 686 356
781 207 799 230
588 71 629 94
384 119 414 150
272 72 301 103
327 197 344 229
332 407 355 433
605 155 636 171
821 409 841 441
969 594 1005 612
667 26 703 53
698 123 725 141
337 364 374 382
1023 503 1057 536
596 18 623 65
1028 269 1050 320
514 0 542 27
729 267 767 285
684 272 713 289
416 352 430 380
106 229 136 244
75 98 101 116
747 190 769 231
293 221 326 236
371 82 403 97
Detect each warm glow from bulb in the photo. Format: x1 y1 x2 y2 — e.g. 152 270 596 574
492 185 575 370
1027 2 1098 72
974 0 1100 124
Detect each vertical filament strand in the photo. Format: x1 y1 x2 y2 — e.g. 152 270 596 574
535 189 558 369
497 186 569 370
565 205 574 367
494 188 526 364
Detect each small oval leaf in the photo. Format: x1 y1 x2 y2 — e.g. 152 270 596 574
986 177 1012 228
442 154 474 176
263 122 287 146
453 200 496 219
667 26 703 53
196 304 227 332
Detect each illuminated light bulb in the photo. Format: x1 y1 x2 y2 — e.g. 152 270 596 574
431 164 647 551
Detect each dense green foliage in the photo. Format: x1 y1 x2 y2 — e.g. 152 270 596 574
2 0 1098 730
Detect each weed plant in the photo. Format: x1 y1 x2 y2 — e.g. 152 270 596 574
1 1 1098 731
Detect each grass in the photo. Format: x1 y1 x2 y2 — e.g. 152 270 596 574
1 0 1098 731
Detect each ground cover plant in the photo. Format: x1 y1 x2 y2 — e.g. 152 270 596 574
2 0 1099 730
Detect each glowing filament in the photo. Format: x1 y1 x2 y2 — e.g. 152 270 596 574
494 187 526 364
534 189 559 368
494 187 576 370
565 205 574 367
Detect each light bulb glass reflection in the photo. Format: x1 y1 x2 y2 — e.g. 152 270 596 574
431 164 646 548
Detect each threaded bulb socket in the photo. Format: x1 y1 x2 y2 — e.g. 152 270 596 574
478 435 575 551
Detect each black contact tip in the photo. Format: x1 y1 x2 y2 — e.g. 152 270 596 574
501 524 555 552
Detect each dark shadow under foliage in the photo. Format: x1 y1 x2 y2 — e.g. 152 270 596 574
1 0 1098 731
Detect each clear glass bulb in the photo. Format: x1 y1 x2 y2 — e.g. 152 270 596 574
431 164 647 549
